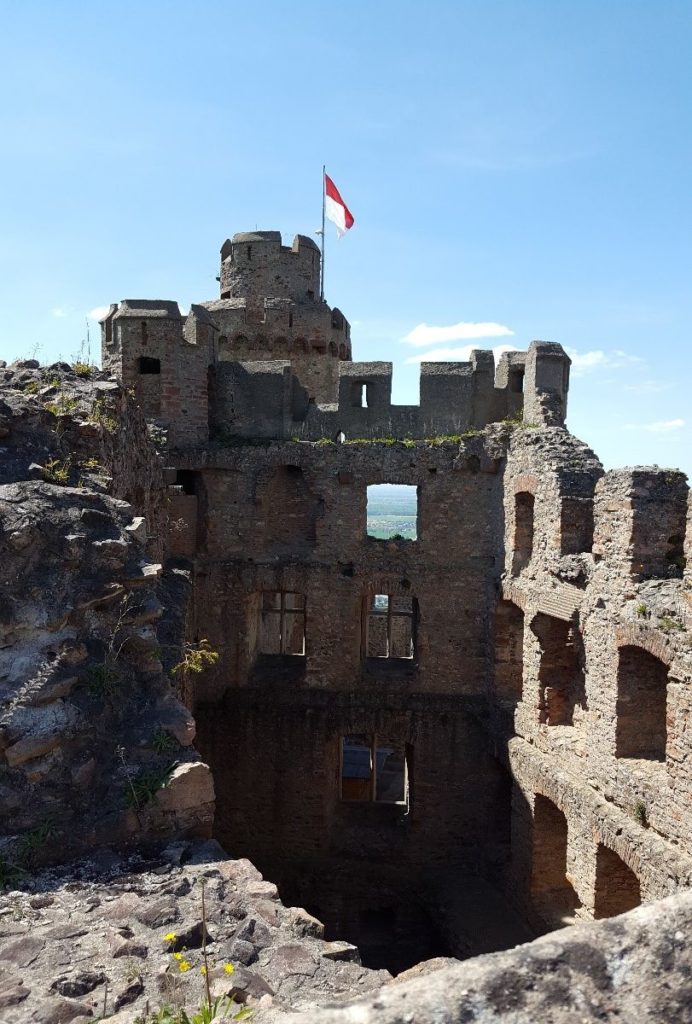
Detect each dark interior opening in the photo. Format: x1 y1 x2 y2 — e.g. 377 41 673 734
175 469 198 496
138 356 160 375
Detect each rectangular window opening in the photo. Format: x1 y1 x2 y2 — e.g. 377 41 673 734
351 381 369 408
366 593 415 659
366 484 418 541
341 735 409 806
138 356 161 375
259 591 306 656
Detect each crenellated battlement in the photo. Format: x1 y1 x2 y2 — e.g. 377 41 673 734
219 231 321 304
100 230 573 446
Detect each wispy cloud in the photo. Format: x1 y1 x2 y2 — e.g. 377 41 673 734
405 343 516 365
625 419 685 433
51 307 68 318
623 380 671 395
402 321 514 347
566 348 644 376
88 305 111 321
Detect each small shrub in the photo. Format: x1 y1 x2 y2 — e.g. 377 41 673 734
126 768 172 810
16 821 55 866
44 395 79 416
0 855 23 890
152 728 176 753
172 640 220 676
636 603 649 619
83 662 121 699
72 361 92 378
658 616 684 633
633 800 648 827
41 457 71 485
23 380 40 395
90 397 117 432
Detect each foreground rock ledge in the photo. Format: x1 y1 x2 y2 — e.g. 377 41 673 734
283 892 692 1024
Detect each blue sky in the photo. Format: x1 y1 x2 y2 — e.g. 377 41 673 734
0 1 690 475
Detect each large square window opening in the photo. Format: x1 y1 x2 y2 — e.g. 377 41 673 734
366 484 418 541
259 591 306 656
340 735 409 806
366 594 415 659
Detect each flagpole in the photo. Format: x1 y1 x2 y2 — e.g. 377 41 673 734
320 164 326 300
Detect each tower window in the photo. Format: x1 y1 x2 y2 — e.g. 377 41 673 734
138 356 160 375
247 245 252 260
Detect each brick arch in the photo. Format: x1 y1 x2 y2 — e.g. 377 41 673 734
592 825 644 883
593 842 641 918
512 474 540 496
615 624 673 666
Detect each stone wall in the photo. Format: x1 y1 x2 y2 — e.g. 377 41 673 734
501 425 692 930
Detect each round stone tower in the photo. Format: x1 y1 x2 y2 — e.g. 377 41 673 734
202 231 351 404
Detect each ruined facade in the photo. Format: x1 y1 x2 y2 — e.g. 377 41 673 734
98 230 692 968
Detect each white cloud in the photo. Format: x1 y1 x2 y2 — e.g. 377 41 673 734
405 343 516 365
623 380 671 395
51 307 68 318
566 348 644 377
625 419 685 433
87 305 111 321
402 321 514 347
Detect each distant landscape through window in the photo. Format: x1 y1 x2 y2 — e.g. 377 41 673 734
366 484 418 540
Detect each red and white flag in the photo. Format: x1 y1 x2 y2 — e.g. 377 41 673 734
324 174 354 237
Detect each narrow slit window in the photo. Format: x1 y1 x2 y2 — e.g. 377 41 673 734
366 484 418 540
259 591 306 656
351 381 369 408
341 735 409 806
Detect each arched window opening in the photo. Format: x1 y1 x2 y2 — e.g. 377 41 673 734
531 613 585 726
616 646 668 761
512 492 535 574
593 845 641 919
531 795 580 929
560 497 594 555
494 600 524 705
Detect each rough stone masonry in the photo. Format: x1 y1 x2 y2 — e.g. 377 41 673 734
0 228 690 1021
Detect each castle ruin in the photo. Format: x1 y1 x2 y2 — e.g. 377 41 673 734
98 229 692 968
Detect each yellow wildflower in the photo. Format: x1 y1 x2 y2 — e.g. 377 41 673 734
163 932 177 943
223 963 235 975
173 952 183 962
179 961 191 973
200 966 207 976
